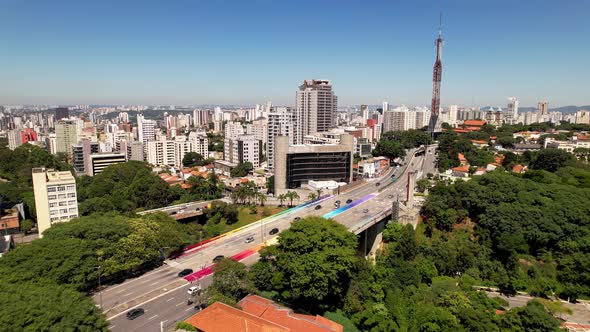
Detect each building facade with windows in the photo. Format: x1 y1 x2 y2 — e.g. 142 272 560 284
32 168 79 237
274 134 354 194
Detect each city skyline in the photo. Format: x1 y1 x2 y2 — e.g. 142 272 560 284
1 1 589 107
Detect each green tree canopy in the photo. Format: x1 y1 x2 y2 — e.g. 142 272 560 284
0 280 108 331
182 152 204 167
251 217 358 312
530 148 575 172
230 162 254 177
372 140 406 159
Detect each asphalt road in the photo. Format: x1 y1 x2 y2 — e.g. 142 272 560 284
99 147 437 331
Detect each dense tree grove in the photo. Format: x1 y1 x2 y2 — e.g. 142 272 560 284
76 161 181 214
222 216 564 331
436 122 589 172
0 213 195 330
250 217 358 312
373 129 432 160
0 142 72 220
422 168 590 300
380 129 433 149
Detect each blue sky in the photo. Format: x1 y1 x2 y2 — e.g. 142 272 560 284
0 0 588 107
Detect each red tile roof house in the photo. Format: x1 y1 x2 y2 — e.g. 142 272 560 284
184 295 343 332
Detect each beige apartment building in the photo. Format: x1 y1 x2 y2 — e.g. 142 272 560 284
32 168 79 237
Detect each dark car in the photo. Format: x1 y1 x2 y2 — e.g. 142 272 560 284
315 205 322 210
335 200 341 204
375 182 381 186
177 268 193 277
213 255 224 263
363 209 369 213
293 217 301 222
269 228 279 235
346 199 353 204
126 308 145 320
194 303 209 311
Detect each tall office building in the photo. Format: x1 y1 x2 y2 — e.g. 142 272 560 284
295 80 337 144
54 107 69 121
267 107 296 170
274 134 354 194
506 97 519 124
55 120 78 155
32 168 78 238
537 101 549 116
382 101 390 112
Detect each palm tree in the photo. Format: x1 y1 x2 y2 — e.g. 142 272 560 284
286 191 300 207
315 188 323 199
257 192 267 206
308 192 317 201
277 194 286 207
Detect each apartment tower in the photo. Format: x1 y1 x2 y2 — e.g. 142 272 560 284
295 80 337 144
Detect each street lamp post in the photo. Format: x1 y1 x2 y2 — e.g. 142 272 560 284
95 261 103 310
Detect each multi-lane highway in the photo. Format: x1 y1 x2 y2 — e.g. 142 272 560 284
100 147 437 332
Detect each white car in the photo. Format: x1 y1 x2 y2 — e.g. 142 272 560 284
187 286 201 295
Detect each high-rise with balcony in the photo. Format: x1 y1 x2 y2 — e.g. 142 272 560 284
32 168 78 238
267 107 295 170
295 80 337 144
55 120 78 156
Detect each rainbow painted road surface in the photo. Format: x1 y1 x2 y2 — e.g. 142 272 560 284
184 247 260 282
322 193 378 219
171 195 332 259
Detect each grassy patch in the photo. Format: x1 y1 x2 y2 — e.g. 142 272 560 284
225 206 287 231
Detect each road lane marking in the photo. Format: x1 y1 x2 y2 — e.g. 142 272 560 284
185 307 194 312
107 282 188 320
122 292 133 298
148 315 158 320
166 297 175 302
115 288 128 294
176 302 184 307
109 326 115 330
149 281 160 286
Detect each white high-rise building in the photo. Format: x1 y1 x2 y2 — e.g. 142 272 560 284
246 118 268 146
137 114 156 144
295 80 337 144
506 97 519 124
7 129 21 150
267 107 295 170
145 134 208 168
188 132 209 157
32 168 78 238
382 101 390 112
224 121 245 161
382 106 431 132
227 135 261 168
